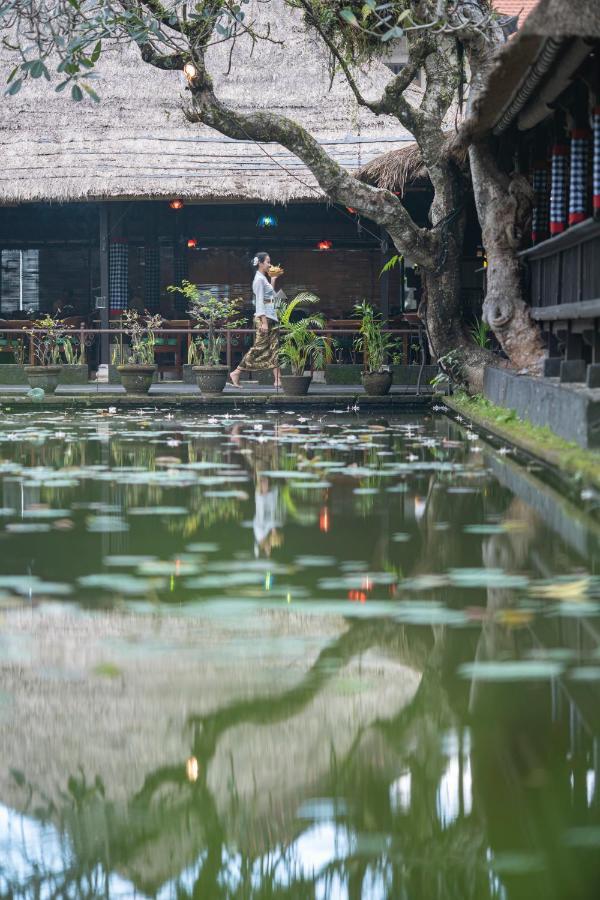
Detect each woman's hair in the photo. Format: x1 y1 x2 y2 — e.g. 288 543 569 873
252 252 269 269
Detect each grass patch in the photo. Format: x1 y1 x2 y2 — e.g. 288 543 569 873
92 662 123 679
446 392 600 487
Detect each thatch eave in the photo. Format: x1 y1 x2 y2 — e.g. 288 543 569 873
464 0 600 142
355 141 429 195
0 0 421 207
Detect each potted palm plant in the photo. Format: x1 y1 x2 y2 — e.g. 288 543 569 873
168 281 244 394
117 309 163 394
24 315 65 393
353 301 396 396
279 296 333 396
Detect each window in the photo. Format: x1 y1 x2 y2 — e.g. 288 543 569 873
383 38 424 88
1 249 40 314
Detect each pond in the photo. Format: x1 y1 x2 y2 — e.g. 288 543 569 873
0 405 599 899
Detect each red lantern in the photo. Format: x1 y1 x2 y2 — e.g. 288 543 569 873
169 199 184 210
319 506 329 533
317 240 333 250
187 238 197 249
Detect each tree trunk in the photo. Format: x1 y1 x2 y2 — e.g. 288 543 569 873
469 141 545 376
421 263 501 394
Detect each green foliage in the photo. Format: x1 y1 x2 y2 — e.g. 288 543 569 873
279 294 333 375
26 315 67 366
169 280 244 367
353 300 397 373
121 309 163 365
449 392 600 488
380 254 401 276
470 316 491 349
1 1 253 99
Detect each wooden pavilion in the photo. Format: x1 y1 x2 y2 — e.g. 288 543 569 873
0 0 432 372
470 0 600 387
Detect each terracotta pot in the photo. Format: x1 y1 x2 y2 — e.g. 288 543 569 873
24 365 62 393
281 374 312 396
362 371 392 396
193 365 228 395
117 364 157 394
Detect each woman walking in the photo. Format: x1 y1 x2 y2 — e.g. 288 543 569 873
229 252 281 388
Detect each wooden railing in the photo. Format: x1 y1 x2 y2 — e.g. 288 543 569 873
0 324 426 370
520 218 600 321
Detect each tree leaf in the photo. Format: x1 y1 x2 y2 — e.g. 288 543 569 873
380 254 400 276
382 26 404 42
91 40 102 63
29 60 45 79
82 82 100 102
71 84 83 102
6 79 22 96
340 8 359 26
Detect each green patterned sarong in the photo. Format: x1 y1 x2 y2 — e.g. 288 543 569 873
238 318 279 371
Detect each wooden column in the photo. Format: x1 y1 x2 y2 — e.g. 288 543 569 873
379 228 390 323
99 203 110 366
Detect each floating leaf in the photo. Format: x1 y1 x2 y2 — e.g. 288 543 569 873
459 660 564 681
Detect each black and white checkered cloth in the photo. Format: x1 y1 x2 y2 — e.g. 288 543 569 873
550 144 569 235
593 108 600 216
568 129 590 225
531 163 549 243
144 245 160 311
109 241 129 312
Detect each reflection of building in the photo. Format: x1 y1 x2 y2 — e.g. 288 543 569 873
0 608 420 895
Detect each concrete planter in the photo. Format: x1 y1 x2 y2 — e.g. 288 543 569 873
117 364 157 394
281 374 312 396
182 364 196 385
0 364 27 385
324 364 362 385
193 365 228 395
255 367 291 385
325 364 438 386
393 364 439 386
24 365 62 393
362 371 393 396
59 364 88 385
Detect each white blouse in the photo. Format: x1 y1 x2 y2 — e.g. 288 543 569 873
253 272 278 321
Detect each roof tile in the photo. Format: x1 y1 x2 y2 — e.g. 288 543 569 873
492 0 539 21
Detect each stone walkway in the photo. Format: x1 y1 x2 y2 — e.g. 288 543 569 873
0 381 433 409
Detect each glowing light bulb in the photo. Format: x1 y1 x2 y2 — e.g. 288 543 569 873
183 62 197 81
186 756 199 782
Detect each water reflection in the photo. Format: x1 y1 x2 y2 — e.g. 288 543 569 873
0 409 599 898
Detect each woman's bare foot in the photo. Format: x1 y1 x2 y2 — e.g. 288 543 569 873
229 370 242 388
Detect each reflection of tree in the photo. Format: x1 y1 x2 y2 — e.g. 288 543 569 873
1 618 494 900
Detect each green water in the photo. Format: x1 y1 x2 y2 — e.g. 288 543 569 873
0 406 599 900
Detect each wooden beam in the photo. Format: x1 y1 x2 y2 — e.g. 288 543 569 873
530 298 600 321
99 204 110 366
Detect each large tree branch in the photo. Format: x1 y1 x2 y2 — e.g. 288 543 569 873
139 42 186 68
295 0 426 135
177 59 439 268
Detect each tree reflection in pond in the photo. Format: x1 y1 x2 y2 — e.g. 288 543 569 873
0 410 599 898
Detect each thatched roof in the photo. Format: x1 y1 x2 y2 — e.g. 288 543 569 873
467 0 600 140
0 0 420 206
356 141 428 195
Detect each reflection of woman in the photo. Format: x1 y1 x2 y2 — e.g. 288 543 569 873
229 252 281 388
253 476 284 557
